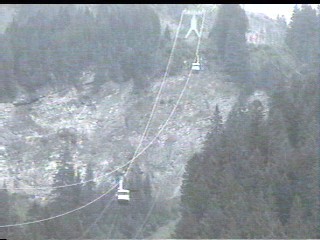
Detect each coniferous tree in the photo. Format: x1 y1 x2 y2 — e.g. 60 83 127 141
175 153 211 238
0 35 16 102
82 163 95 202
79 162 99 232
6 193 27 240
204 104 224 154
266 107 292 165
26 202 45 240
285 195 315 238
248 100 267 155
51 145 77 210
223 9 250 83
286 4 319 65
142 174 152 214
285 5 300 52
209 4 250 83
276 14 287 29
211 104 223 134
164 25 171 42
0 182 10 238
48 136 80 239
209 4 231 62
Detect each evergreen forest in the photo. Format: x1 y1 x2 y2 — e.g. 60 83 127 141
0 4 319 239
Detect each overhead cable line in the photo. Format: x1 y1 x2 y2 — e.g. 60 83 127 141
133 10 207 239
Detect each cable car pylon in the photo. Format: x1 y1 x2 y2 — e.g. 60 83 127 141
184 9 204 39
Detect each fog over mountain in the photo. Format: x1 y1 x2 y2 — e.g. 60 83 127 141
0 4 319 239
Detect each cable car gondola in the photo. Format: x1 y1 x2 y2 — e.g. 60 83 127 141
116 176 130 204
192 54 201 72
116 189 130 204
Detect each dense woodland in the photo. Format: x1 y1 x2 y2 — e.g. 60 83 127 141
0 4 319 239
0 4 161 102
175 4 319 239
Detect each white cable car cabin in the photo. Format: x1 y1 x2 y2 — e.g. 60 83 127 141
192 55 201 72
117 189 130 203
192 62 201 71
116 176 130 204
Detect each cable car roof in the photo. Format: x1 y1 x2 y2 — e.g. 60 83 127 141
117 189 130 193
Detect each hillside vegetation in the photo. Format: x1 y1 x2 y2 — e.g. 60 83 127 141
0 4 319 239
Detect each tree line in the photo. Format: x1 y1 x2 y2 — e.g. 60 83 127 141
0 4 161 102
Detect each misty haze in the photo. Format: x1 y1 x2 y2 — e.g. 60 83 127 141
0 4 319 240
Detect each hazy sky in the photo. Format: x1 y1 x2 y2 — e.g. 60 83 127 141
243 4 319 23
